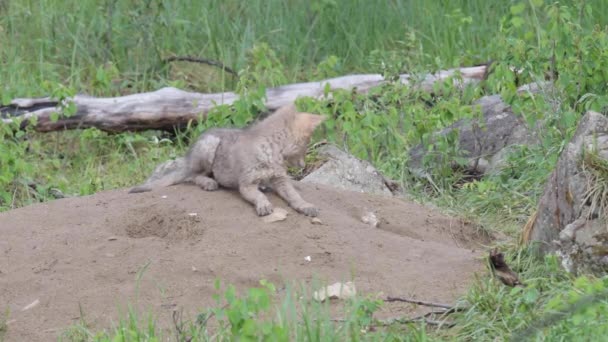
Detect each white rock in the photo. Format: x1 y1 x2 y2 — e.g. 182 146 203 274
311 218 323 225
313 282 357 302
361 212 379 227
21 299 40 311
262 208 288 223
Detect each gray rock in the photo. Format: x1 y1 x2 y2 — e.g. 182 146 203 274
301 144 394 196
529 111 608 275
408 85 545 178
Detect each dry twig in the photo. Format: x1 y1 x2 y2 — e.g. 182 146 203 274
163 55 237 76
385 296 458 310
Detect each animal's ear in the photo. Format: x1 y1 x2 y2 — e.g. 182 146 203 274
294 113 327 136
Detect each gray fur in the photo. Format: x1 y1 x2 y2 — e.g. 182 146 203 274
129 104 326 217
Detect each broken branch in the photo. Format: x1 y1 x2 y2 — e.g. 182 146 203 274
163 55 238 76
385 296 457 310
376 316 456 328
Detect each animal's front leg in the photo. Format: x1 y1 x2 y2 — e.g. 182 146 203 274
239 183 274 216
271 177 319 217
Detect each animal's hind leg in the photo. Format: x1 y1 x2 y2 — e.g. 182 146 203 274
187 133 221 191
193 175 219 191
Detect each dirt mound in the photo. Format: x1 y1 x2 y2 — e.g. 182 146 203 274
0 182 491 341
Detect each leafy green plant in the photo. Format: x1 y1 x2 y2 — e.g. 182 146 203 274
205 279 281 340
0 308 8 342
0 121 36 210
61 279 433 341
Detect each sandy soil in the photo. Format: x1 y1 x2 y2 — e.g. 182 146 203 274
0 182 491 341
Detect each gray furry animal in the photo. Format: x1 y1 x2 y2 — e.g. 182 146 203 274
129 104 326 217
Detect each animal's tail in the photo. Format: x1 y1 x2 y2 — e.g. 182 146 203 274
128 158 189 194
129 185 153 193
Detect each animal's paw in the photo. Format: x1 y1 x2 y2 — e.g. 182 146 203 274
200 180 218 191
256 201 274 216
194 176 219 191
296 203 319 217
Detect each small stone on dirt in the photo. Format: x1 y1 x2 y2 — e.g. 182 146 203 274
262 208 288 223
304 255 312 262
313 282 356 302
188 212 198 217
21 299 40 311
311 217 323 225
361 212 379 227
107 236 118 241
161 195 168 199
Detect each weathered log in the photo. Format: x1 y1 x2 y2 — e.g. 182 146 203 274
0 66 488 133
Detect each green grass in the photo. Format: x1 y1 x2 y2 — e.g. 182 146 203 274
3 0 608 340
0 309 7 342
456 246 608 341
2 0 607 98
54 278 434 341
0 128 185 210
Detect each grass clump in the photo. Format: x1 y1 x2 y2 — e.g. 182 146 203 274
582 146 608 222
59 279 433 342
55 264 608 342
0 309 8 342
457 247 608 341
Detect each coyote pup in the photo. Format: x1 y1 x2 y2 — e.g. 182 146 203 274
129 104 326 217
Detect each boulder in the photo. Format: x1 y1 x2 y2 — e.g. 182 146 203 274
407 84 548 178
301 144 396 196
526 111 608 275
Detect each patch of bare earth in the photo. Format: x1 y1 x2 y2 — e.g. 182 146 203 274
0 183 491 341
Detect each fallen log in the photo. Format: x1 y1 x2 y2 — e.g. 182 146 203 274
0 65 488 133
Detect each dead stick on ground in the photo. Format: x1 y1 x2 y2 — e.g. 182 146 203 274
315 300 463 329
385 296 458 310
418 309 459 317
172 309 192 342
327 316 456 328
376 317 456 328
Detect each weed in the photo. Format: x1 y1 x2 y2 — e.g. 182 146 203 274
582 143 608 222
59 279 436 341
0 308 8 342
